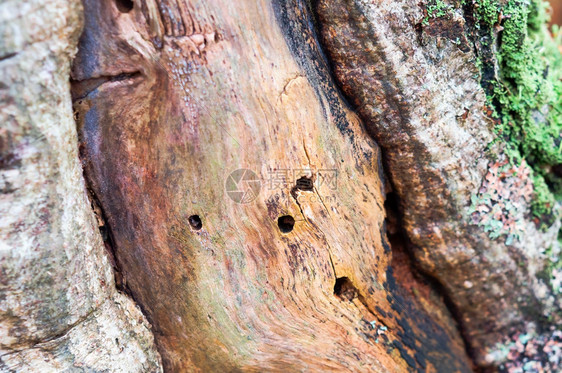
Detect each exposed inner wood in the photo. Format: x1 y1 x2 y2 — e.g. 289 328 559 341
71 0 473 371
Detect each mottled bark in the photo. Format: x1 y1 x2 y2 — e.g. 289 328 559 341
0 0 162 371
3 0 560 371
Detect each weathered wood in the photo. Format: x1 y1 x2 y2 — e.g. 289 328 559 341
0 0 162 371
3 0 557 371
71 0 472 371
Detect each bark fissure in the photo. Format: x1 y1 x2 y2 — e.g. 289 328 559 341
0 52 17 62
383 188 477 367
1 0 162 370
77 110 166 366
314 0 561 367
61 0 527 369
0 308 97 359
305 1 477 366
83 186 125 292
71 71 142 101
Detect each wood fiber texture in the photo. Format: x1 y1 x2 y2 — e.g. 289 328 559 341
71 0 472 371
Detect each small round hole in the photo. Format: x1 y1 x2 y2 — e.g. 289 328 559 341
295 176 314 191
188 215 202 230
334 277 357 301
115 0 134 13
277 215 295 233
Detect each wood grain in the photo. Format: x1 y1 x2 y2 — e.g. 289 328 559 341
71 0 472 371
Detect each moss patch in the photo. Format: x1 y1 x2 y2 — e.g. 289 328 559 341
471 0 562 228
423 0 455 25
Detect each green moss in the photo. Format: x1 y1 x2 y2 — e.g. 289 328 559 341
423 0 455 25
474 0 501 27
530 171 557 227
473 0 562 225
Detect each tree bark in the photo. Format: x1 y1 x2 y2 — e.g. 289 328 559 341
0 0 162 371
70 0 473 371
316 0 561 366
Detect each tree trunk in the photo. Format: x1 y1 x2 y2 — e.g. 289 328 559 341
2 0 561 372
316 0 561 367
0 0 162 371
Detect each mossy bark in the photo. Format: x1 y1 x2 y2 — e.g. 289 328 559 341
316 0 561 368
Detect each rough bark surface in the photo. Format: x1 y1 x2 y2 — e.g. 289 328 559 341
71 0 473 371
316 0 561 367
0 0 162 371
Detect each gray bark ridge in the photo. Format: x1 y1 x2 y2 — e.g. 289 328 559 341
316 0 561 367
0 0 162 371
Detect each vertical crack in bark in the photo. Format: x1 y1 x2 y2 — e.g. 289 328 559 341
384 189 477 366
83 185 124 290
72 91 162 364
461 0 501 109
78 139 166 368
302 140 331 214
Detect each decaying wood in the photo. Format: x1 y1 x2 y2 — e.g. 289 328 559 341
2 0 559 371
316 0 561 367
0 0 162 371
71 0 473 371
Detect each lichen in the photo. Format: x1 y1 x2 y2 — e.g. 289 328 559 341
469 159 534 244
471 0 562 228
485 330 562 371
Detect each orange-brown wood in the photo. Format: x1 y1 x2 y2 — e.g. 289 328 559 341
71 0 472 371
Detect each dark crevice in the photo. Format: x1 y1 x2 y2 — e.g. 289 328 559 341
188 215 203 230
79 162 164 363
308 0 479 367
115 0 134 13
384 188 478 367
290 175 314 199
461 0 501 110
83 185 126 291
333 276 355 301
70 71 142 101
295 176 314 191
76 131 157 337
79 162 166 367
333 276 390 329
0 52 17 62
274 0 479 368
414 22 424 46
